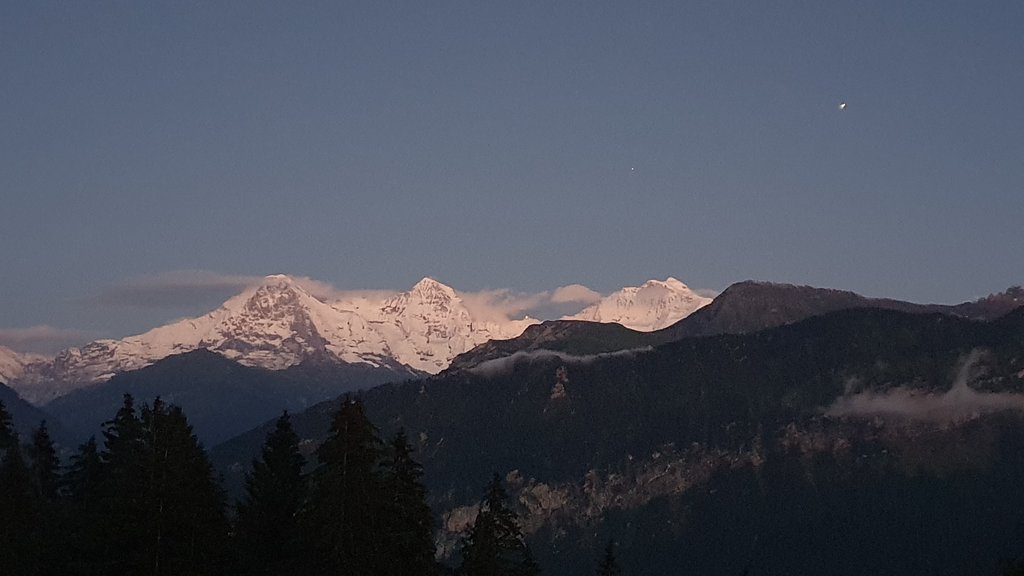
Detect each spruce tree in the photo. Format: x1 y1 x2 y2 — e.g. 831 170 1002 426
303 397 387 576
459 474 540 576
93 395 227 575
28 420 60 499
24 420 63 575
596 539 621 576
381 429 439 576
138 398 228 575
0 400 38 574
63 437 106 576
235 411 307 575
97 394 149 572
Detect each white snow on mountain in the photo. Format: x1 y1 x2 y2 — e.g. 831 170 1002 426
0 345 31 385
564 278 711 331
363 277 536 373
8 275 540 403
5 274 707 404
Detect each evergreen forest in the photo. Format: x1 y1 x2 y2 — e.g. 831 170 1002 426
0 396 587 576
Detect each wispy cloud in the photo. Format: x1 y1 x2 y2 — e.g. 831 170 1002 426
458 284 605 323
94 270 263 308
92 270 611 323
550 284 602 305
826 350 1024 422
458 289 552 323
0 325 96 355
467 348 652 378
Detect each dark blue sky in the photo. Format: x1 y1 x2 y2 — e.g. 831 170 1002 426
2 1 1022 349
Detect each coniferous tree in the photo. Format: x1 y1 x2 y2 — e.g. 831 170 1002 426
0 400 38 574
235 411 307 575
25 420 63 574
138 398 228 575
63 436 106 576
65 437 103 503
459 474 540 576
303 397 387 576
596 539 621 576
28 420 59 499
92 395 227 575
97 394 149 572
381 429 439 576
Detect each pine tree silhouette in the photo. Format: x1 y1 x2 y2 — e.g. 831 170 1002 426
0 400 38 574
459 474 540 576
28 420 59 500
303 397 388 575
235 411 307 575
381 429 440 576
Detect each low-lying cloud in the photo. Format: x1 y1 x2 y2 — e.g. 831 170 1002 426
826 350 1024 422
550 284 602 305
467 347 652 378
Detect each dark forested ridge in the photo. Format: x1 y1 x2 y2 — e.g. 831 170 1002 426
214 306 1024 575
45 349 412 446
449 282 1024 371
0 381 61 443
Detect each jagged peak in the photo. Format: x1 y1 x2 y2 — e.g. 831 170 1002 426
408 277 458 299
257 273 301 288
641 277 692 291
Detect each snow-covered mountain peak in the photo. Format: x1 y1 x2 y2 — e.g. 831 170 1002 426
409 277 458 304
383 277 460 315
565 277 711 331
0 345 30 384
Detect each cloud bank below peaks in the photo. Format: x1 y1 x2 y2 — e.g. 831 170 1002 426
826 349 1024 422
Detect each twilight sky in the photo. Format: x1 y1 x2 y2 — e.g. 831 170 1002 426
1 1 1022 352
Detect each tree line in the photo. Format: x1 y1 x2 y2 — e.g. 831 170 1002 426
0 397 623 576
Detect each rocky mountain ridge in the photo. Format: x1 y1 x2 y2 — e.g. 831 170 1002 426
6 275 706 403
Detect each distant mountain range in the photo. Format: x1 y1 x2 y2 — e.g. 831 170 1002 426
2 275 708 404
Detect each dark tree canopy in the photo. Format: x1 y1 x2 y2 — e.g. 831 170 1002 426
380 429 440 576
459 474 540 576
0 400 38 574
596 540 621 576
28 420 59 500
235 411 307 575
302 397 388 575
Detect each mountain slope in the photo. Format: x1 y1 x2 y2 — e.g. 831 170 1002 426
0 345 35 385
450 282 1024 371
212 307 1024 575
564 278 710 331
9 275 529 403
662 280 1024 340
358 277 536 373
45 349 409 446
0 380 59 444
448 320 650 372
